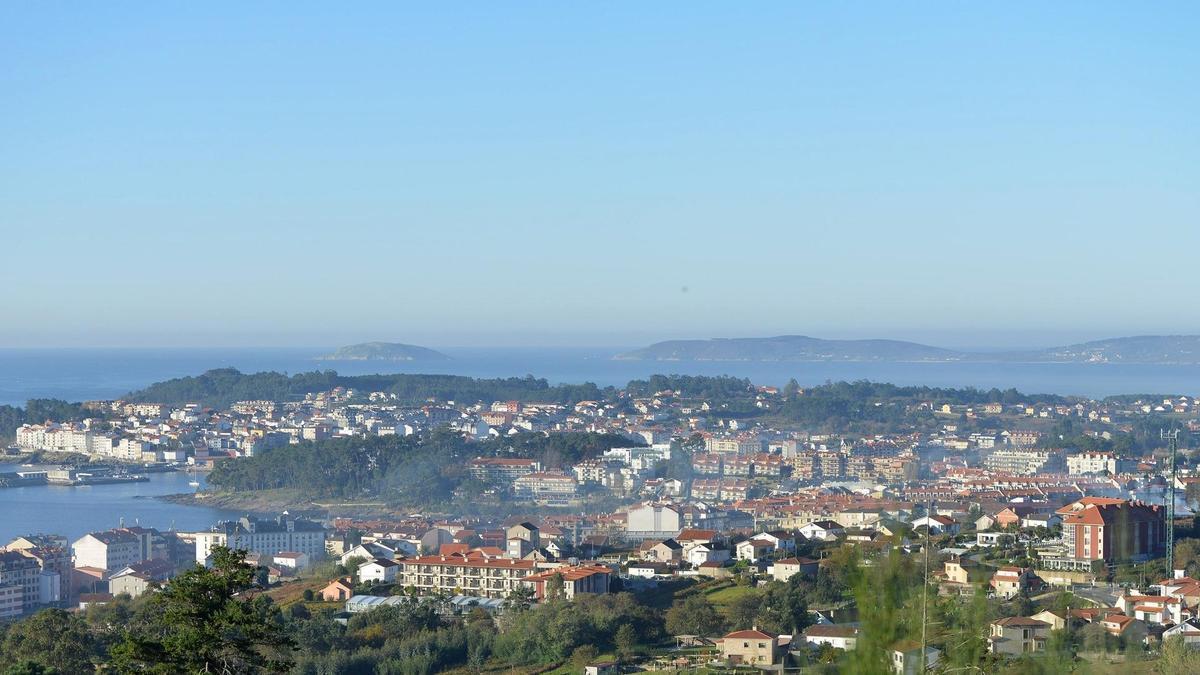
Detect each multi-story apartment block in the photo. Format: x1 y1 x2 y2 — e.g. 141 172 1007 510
875 456 918 483
1066 452 1134 476
2 542 69 606
1058 498 1164 564
691 453 723 476
0 551 43 615
72 529 152 573
845 456 873 480
396 552 536 598
724 456 753 477
817 451 845 479
983 448 1062 475
14 425 116 456
705 437 764 455
691 478 749 501
512 472 578 505
467 458 542 483
791 452 818 480
750 453 784 477
691 479 722 501
1006 430 1044 447
194 515 326 565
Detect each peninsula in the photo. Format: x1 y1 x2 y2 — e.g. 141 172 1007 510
617 334 1200 364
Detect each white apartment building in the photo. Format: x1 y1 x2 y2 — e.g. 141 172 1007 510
14 425 115 456
72 530 149 573
1066 452 1133 475
194 515 327 564
625 503 683 541
983 448 1062 475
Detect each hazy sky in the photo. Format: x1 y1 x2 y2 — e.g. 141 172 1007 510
2 3 1197 348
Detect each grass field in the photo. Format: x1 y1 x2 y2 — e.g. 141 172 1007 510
704 582 756 607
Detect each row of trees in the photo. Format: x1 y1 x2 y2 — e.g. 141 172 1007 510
127 368 608 409
0 398 88 441
206 428 643 507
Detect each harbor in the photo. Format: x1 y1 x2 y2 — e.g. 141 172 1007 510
0 464 151 488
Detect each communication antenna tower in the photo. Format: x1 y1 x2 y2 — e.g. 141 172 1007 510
1162 429 1180 577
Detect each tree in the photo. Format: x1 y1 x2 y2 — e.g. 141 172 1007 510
665 594 725 638
1079 622 1109 654
783 378 802 399
545 572 565 601
726 590 765 630
3 663 59 675
111 546 295 673
0 608 96 673
614 623 638 661
504 585 536 613
342 555 367 579
1160 635 1200 674
570 644 598 666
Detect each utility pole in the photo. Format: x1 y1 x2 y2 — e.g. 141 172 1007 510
921 497 932 672
1163 429 1179 578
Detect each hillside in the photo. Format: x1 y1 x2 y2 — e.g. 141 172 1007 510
615 335 964 362
319 341 450 361
1013 335 1200 364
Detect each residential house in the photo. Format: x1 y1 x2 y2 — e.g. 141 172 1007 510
772 557 818 582
799 520 844 541
320 577 355 602
802 624 858 651
736 538 776 562
890 641 939 674
1162 618 1200 647
685 542 731 566
911 515 959 536
720 629 783 666
638 538 683 562
1030 609 1068 630
1116 592 1183 626
990 567 1041 599
988 616 1051 655
358 558 399 584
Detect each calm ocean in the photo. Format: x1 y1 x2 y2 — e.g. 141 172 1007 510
2 346 1200 407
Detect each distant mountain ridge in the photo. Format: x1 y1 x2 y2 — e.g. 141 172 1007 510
319 342 450 361
616 334 1200 364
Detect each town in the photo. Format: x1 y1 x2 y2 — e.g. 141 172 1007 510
3 372 1200 672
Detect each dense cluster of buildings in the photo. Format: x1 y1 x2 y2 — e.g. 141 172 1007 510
8 381 1200 670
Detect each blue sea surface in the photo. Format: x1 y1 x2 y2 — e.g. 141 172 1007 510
1 346 1199 406
0 463 241 544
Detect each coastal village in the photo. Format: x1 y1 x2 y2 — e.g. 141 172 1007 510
5 378 1200 671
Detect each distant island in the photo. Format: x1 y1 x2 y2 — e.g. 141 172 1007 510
616 335 961 362
318 342 450 361
616 334 1200 364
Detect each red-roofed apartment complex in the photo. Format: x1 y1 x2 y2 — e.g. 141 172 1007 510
1058 498 1164 564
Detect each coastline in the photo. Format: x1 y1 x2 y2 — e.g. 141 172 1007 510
157 489 397 518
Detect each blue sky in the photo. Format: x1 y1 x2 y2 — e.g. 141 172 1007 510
2 3 1197 348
